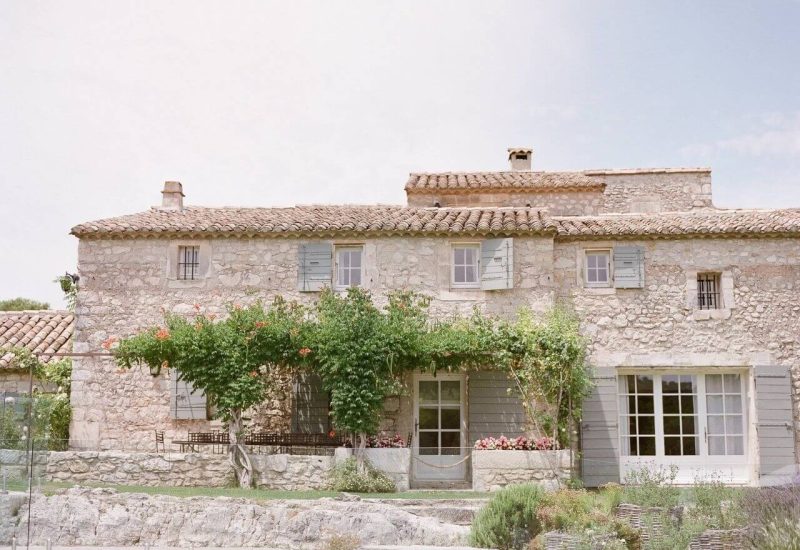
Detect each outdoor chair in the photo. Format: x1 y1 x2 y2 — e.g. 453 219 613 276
154 430 165 453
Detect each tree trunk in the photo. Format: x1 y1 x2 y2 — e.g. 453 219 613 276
355 432 368 474
228 408 253 489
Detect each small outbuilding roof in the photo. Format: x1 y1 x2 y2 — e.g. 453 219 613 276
0 310 74 369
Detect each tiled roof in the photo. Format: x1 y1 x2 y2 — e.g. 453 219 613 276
71 205 556 238
0 311 74 369
553 209 800 239
405 172 605 193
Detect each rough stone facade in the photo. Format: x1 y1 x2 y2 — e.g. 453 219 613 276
472 450 571 492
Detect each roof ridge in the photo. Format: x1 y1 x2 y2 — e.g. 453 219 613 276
0 310 72 315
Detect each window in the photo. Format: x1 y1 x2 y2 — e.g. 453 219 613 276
177 246 200 280
697 273 721 309
585 250 611 287
451 245 479 288
619 372 746 459
335 246 363 289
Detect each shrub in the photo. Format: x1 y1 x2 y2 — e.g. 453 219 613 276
621 465 680 509
470 484 546 550
757 517 800 550
329 457 396 493
743 478 800 548
689 475 745 530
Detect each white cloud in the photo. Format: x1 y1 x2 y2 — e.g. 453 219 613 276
683 112 800 158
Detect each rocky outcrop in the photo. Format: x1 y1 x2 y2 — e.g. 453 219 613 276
2 488 471 548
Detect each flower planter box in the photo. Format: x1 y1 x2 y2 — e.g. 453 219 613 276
472 449 571 492
334 447 411 491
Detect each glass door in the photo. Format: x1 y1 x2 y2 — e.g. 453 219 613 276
412 374 467 483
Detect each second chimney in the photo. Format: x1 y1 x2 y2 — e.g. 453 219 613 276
508 147 533 171
161 181 184 210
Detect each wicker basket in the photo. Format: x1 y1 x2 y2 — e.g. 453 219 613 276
688 528 751 550
615 503 683 543
543 531 620 550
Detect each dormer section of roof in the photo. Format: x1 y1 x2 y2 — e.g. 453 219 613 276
405 148 714 215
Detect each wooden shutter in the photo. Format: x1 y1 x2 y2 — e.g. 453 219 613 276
754 365 798 486
468 371 526 442
297 243 332 292
292 372 330 433
613 246 644 289
480 238 514 290
581 367 620 487
170 369 207 420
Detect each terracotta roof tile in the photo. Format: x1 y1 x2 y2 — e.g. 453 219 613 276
0 311 74 369
71 205 556 238
553 209 800 238
405 171 605 193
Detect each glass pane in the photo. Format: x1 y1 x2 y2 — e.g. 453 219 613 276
587 270 597 283
596 268 608 282
639 416 655 435
636 375 653 393
440 408 460 429
619 396 634 415
708 436 726 455
350 269 361 286
638 396 654 414
419 381 438 403
628 416 638 436
683 436 697 455
465 248 475 264
680 376 696 394
454 248 464 264
623 375 636 393
454 266 465 283
440 381 460 403
682 415 697 435
708 415 725 435
340 252 350 268
464 265 476 282
723 374 741 393
707 395 724 414
725 395 742 414
681 395 696 414
662 375 680 393
706 374 723 393
338 268 349 286
629 437 638 456
441 431 461 455
727 436 744 455
419 407 438 430
639 437 656 456
587 255 597 268
419 432 438 455
350 251 361 268
664 416 680 435
662 395 679 414
726 415 743 435
664 436 682 456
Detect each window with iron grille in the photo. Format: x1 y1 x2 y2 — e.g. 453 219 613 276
177 246 200 280
697 273 722 309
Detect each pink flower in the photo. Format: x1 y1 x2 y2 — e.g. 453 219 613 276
155 328 170 341
298 347 312 358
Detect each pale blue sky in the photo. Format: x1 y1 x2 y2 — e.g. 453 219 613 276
1 1 799 306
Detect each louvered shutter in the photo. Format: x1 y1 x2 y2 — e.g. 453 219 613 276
754 365 798 486
581 367 620 487
170 369 207 420
297 243 332 292
613 246 644 289
292 372 330 433
480 238 514 290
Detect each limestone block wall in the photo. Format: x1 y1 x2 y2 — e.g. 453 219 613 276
472 450 572 492
71 235 554 451
406 190 604 215
597 171 713 213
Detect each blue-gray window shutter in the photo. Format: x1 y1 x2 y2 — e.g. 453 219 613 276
468 371 526 443
170 369 207 420
292 372 330 433
581 367 620 487
613 246 644 289
480 238 514 290
297 242 332 292
754 365 798 486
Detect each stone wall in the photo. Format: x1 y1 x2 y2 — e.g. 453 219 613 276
407 190 604 215
0 371 54 394
472 450 571 492
70 235 554 450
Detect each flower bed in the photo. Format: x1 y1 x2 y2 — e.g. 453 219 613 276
473 435 558 451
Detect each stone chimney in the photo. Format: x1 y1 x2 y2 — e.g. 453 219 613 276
161 181 184 210
508 147 533 171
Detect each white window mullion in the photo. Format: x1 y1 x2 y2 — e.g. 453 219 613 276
698 375 708 457
654 374 665 458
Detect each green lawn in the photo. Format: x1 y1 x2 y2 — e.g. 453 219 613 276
5 480 488 501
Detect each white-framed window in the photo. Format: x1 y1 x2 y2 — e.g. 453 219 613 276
451 244 480 288
334 246 363 289
619 372 747 460
584 249 611 287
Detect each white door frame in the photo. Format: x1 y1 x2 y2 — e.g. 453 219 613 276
411 372 468 484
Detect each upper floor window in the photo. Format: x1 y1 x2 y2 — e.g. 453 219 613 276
451 244 479 288
697 273 721 310
335 246 363 289
177 246 200 280
585 250 611 288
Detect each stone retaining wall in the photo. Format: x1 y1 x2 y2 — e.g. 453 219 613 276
472 449 571 492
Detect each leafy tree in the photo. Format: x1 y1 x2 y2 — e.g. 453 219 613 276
0 297 50 311
114 299 309 487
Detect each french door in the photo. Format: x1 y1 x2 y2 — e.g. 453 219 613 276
412 373 467 484
618 371 751 484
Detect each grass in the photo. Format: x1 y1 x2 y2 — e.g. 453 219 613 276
3 480 488 500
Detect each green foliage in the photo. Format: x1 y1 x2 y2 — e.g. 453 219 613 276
329 457 396 493
757 517 800 550
470 484 546 550
54 274 78 310
689 475 746 530
0 297 50 311
621 465 681 509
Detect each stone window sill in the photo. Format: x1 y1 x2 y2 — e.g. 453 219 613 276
581 287 616 296
692 309 732 321
167 278 207 289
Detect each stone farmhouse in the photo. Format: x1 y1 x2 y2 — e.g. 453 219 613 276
68 148 800 488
